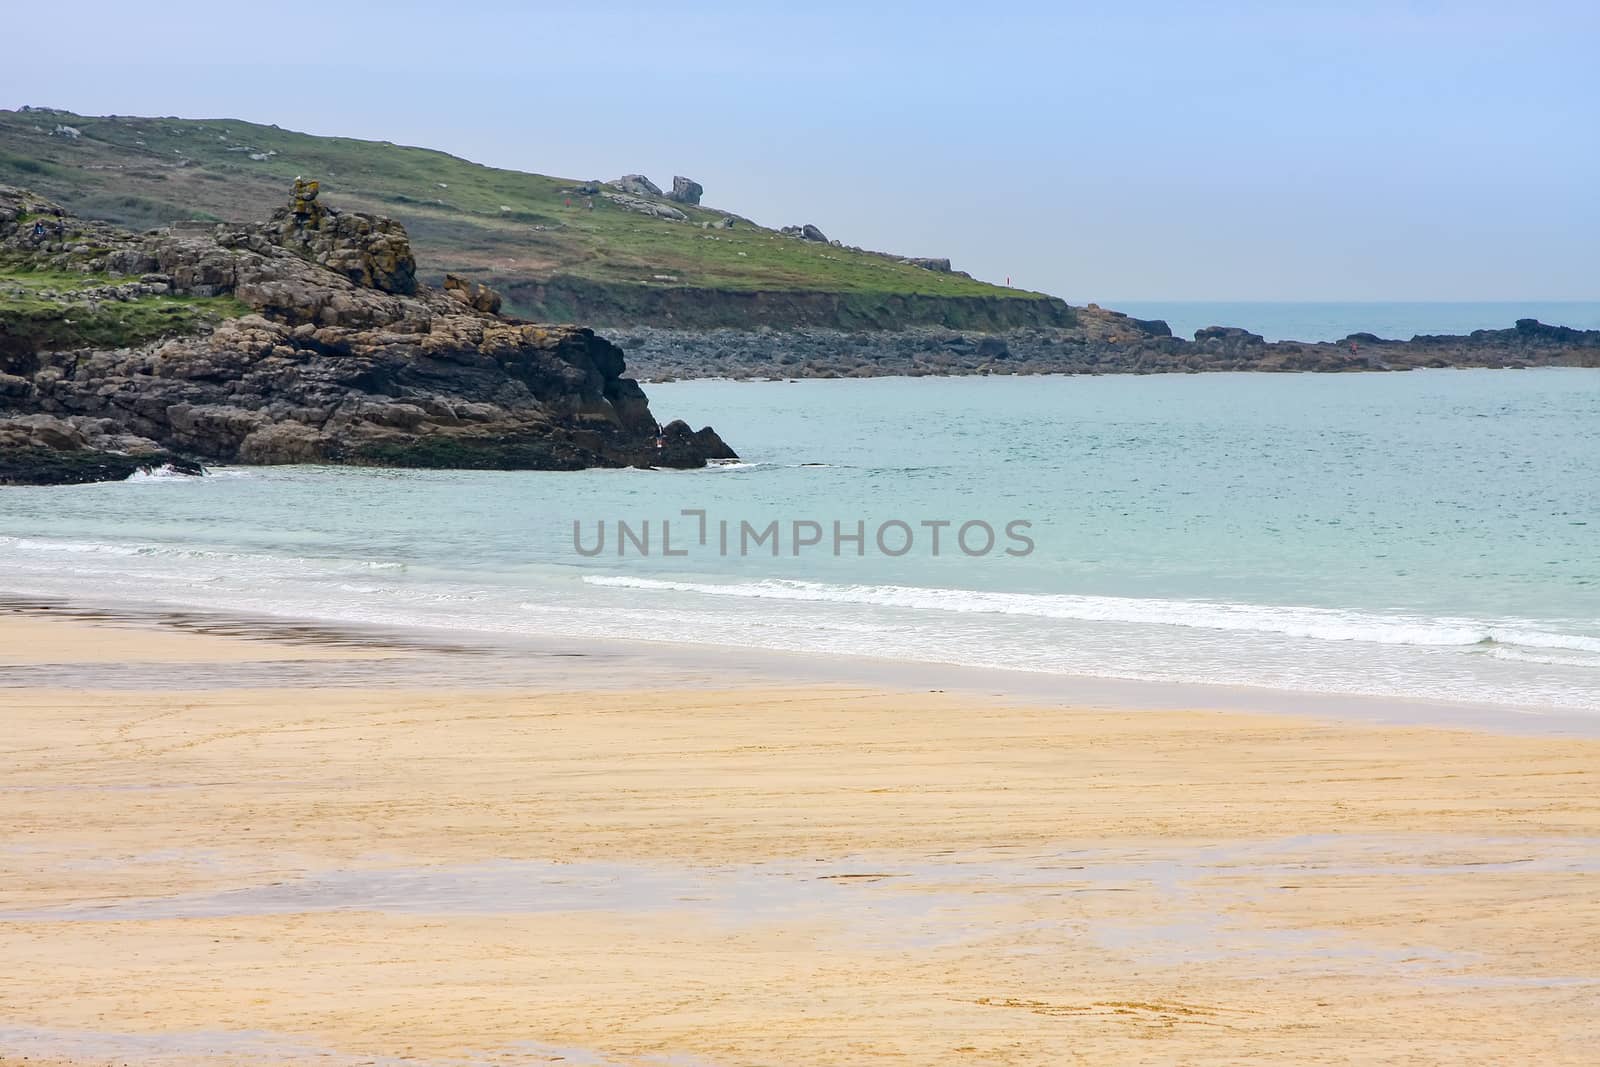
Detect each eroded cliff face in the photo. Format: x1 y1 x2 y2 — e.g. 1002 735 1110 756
498 274 1081 332
0 182 734 484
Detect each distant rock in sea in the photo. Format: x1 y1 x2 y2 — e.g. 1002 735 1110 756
608 307 1600 381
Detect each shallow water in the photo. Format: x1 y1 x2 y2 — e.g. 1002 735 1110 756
2 371 1596 711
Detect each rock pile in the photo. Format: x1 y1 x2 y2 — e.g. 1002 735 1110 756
258 178 417 295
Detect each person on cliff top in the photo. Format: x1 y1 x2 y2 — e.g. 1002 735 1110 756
655 426 666 451
31 220 46 241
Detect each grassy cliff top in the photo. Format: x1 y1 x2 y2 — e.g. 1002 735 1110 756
0 108 1049 316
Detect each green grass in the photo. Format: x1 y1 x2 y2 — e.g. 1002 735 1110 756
0 107 1049 311
0 263 121 291
0 263 249 350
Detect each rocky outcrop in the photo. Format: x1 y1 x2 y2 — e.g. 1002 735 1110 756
260 178 417 295
442 272 503 315
1 183 735 483
0 414 200 485
611 174 663 198
900 257 953 273
600 192 688 222
669 177 703 205
609 309 1600 381
781 224 829 243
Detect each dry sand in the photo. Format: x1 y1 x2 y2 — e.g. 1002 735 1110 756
1 612 1597 1065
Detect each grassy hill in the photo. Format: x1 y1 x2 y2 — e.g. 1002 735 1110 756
0 107 1071 329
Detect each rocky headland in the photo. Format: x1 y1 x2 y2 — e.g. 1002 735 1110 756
612 310 1600 381
0 180 733 485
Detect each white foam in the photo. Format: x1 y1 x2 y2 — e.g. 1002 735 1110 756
582 576 1600 657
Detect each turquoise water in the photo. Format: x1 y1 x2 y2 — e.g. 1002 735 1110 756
1111 301 1600 343
1 370 1597 709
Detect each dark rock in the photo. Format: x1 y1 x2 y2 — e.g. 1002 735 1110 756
0 183 736 478
0 413 202 486
1194 326 1266 345
600 305 1600 381
1130 318 1172 337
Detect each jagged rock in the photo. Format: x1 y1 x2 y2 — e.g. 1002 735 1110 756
600 192 687 222
611 174 663 198
781 224 829 243
256 179 418 295
901 257 952 273
0 413 198 485
443 272 504 315
669 176 703 205
1194 326 1266 345
0 183 736 483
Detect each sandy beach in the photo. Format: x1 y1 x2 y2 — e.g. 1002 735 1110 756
2 610 1598 1066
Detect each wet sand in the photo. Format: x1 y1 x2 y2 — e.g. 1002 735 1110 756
2 610 1598 1065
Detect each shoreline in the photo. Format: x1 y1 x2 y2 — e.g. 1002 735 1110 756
3 593 1594 737
611 318 1600 382
2 608 1597 1064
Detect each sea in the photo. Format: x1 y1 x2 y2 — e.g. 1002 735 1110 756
2 367 1597 713
1110 301 1600 343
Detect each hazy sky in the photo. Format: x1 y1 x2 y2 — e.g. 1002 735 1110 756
6 1 1596 301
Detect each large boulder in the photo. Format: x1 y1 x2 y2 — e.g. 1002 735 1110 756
669 176 704 205
781 224 829 243
611 174 663 198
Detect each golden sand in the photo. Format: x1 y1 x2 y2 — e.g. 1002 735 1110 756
1 615 1596 1065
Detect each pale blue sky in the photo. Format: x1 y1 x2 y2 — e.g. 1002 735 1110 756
6 1 1596 300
